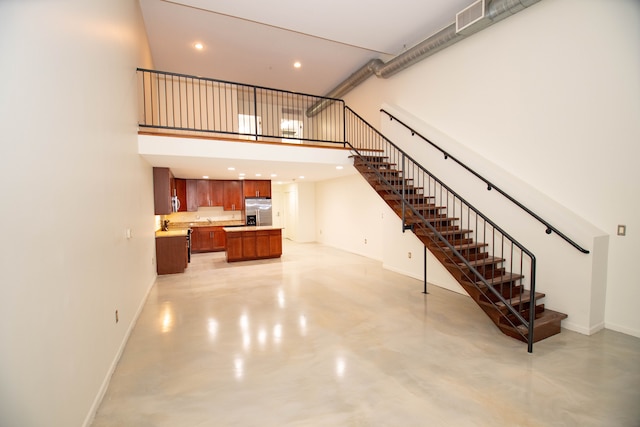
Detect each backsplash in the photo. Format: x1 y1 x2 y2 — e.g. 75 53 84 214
162 206 243 225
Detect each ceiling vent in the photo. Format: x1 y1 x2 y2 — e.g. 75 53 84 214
456 0 487 35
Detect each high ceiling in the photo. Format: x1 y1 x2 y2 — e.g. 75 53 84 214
139 0 473 95
137 0 475 181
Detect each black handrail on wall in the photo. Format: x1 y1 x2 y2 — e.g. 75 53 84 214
380 109 590 255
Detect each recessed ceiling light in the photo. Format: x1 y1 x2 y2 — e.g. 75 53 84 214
202 175 209 179
299 176 305 179
194 42 204 50
228 167 235 171
336 166 344 170
239 173 246 176
293 61 301 69
255 173 262 177
271 173 277 177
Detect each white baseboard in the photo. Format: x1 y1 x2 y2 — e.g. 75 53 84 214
604 321 640 339
82 276 157 427
561 320 604 336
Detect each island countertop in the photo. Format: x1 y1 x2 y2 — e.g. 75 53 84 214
222 226 283 233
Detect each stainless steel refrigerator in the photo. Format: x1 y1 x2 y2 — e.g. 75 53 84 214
245 197 272 226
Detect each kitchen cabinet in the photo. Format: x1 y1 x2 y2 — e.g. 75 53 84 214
242 232 257 259
186 179 198 212
196 180 224 207
191 226 226 252
155 235 188 275
175 179 188 212
225 233 243 261
243 180 271 198
196 180 210 207
223 180 243 211
153 167 175 215
256 230 270 258
210 181 224 206
224 227 282 262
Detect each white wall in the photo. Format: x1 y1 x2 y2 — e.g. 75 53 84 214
342 0 640 337
0 1 155 426
315 173 464 294
279 182 316 243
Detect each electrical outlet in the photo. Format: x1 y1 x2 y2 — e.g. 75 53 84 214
115 310 119 323
408 252 412 259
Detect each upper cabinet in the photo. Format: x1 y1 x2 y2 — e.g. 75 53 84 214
223 180 243 211
243 180 271 198
153 167 175 215
155 174 248 213
186 179 198 212
196 179 224 208
175 179 188 212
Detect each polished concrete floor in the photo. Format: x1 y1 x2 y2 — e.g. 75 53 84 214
92 241 640 427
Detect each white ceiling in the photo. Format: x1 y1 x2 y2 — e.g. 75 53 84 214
137 0 474 181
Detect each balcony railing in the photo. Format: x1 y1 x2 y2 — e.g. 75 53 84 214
137 68 346 146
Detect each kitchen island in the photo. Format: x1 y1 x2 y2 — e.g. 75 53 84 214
223 226 283 262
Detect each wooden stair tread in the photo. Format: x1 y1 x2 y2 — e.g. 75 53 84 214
441 242 488 252
375 184 424 191
481 290 545 310
416 228 473 237
476 272 524 287
450 255 503 268
383 194 435 201
507 308 567 328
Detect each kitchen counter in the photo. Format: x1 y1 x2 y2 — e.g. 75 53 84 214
155 229 189 238
222 225 283 233
170 220 244 229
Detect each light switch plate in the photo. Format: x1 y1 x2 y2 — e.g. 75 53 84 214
617 225 626 236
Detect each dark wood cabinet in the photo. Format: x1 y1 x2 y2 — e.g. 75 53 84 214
242 232 257 258
269 230 282 255
196 180 210 207
191 226 226 252
223 180 244 211
256 230 270 257
225 228 282 262
153 167 175 215
225 233 243 261
243 180 271 198
156 236 188 275
186 179 198 212
175 179 187 212
210 181 224 206
158 177 244 213
196 180 224 207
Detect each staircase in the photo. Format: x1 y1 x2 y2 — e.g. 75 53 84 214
351 153 567 349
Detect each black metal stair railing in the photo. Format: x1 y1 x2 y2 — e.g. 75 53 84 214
137 68 346 146
380 109 589 254
345 107 539 352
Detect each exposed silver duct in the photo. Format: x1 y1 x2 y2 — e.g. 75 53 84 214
306 0 542 117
